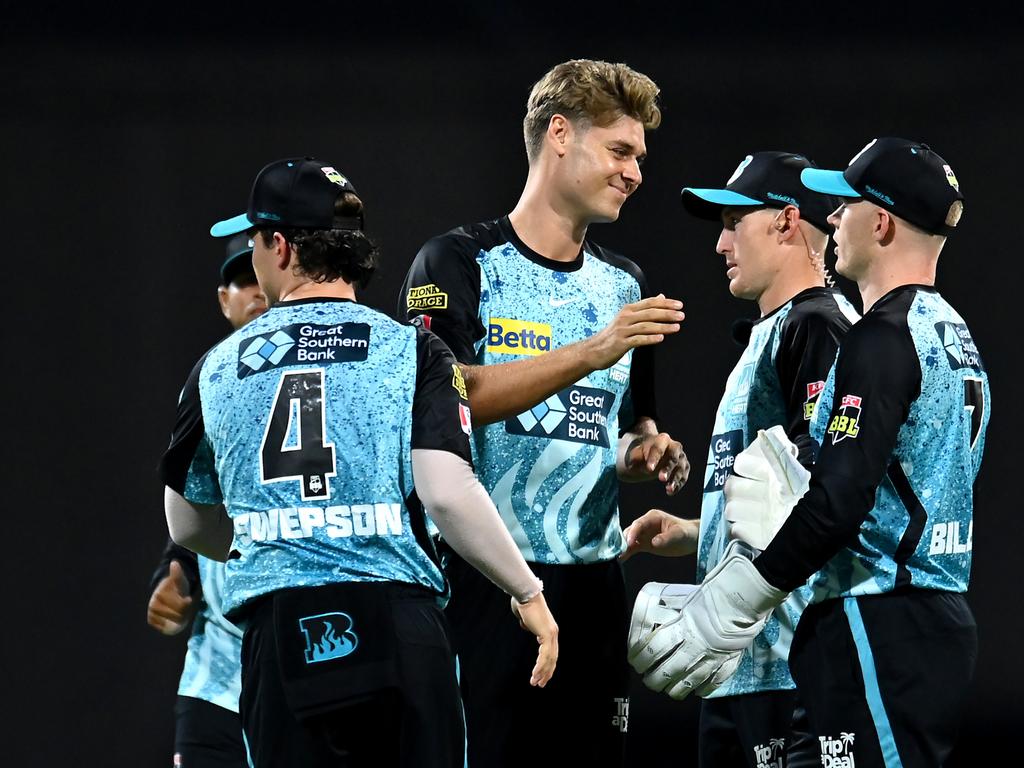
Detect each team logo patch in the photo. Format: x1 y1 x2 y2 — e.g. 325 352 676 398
803 381 825 421
237 323 370 378
300 612 358 664
322 166 349 187
727 154 754 184
704 429 743 492
407 284 448 311
827 394 862 444
610 351 632 384
935 321 983 371
451 364 468 399
506 385 613 446
943 164 960 191
488 318 552 356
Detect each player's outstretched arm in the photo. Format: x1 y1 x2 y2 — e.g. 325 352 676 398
412 448 558 687
146 560 197 635
620 509 700 562
465 296 684 427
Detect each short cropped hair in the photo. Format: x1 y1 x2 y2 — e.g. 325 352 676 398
523 59 661 161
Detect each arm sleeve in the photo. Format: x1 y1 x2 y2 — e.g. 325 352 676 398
775 309 848 465
411 326 473 463
158 354 222 505
755 317 921 591
148 537 200 595
621 266 658 431
412 449 543 603
399 233 484 364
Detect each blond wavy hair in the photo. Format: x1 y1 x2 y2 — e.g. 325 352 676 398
523 59 661 161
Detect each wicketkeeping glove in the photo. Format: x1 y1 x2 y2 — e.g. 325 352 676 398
627 540 787 700
724 425 811 550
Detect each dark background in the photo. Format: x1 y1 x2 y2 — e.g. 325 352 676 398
4 4 1021 765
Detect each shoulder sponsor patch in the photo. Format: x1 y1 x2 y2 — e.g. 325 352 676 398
487 318 552 356
237 323 370 378
827 394 861 444
934 321 983 372
407 284 448 311
506 385 612 446
803 381 825 421
451 364 468 400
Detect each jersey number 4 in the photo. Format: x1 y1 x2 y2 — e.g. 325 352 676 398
260 369 337 501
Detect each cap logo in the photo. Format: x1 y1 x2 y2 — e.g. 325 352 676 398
247 238 255 248
727 155 754 185
256 211 281 221
322 167 348 187
766 192 798 206
943 164 960 192
848 138 878 167
863 185 894 206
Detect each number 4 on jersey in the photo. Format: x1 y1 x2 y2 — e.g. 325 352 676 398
260 369 337 500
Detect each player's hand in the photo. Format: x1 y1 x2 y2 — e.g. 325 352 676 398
511 593 559 687
622 432 690 494
620 509 698 562
146 560 196 636
585 295 684 370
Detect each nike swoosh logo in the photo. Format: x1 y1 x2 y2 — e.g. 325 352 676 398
549 297 579 307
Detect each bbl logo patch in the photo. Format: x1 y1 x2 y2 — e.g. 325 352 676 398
827 394 862 444
943 164 960 191
459 403 472 435
407 284 449 311
803 381 825 421
299 612 358 664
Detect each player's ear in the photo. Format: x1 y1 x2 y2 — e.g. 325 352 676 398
547 114 571 157
875 209 895 246
774 206 801 242
217 286 231 320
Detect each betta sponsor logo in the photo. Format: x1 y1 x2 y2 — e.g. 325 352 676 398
827 394 861 444
487 318 552 356
804 380 825 421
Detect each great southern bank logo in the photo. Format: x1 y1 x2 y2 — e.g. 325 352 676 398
299 612 358 664
237 323 371 378
506 385 613 446
935 321 983 372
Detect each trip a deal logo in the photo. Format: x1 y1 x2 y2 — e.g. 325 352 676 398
506 385 613 446
487 318 552 356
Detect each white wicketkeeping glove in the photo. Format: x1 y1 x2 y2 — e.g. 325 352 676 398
724 425 811 550
627 540 787 700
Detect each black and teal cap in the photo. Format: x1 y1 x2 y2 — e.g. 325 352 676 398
681 151 839 233
800 138 964 235
210 157 362 238
220 233 255 286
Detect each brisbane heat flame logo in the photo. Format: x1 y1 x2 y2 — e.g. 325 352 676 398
299 612 359 664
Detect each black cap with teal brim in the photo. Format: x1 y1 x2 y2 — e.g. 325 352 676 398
800 137 964 235
682 151 839 233
210 157 362 238
220 233 255 286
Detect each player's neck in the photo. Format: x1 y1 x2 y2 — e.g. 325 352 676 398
509 175 588 263
277 278 357 303
857 250 936 312
757 268 825 316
